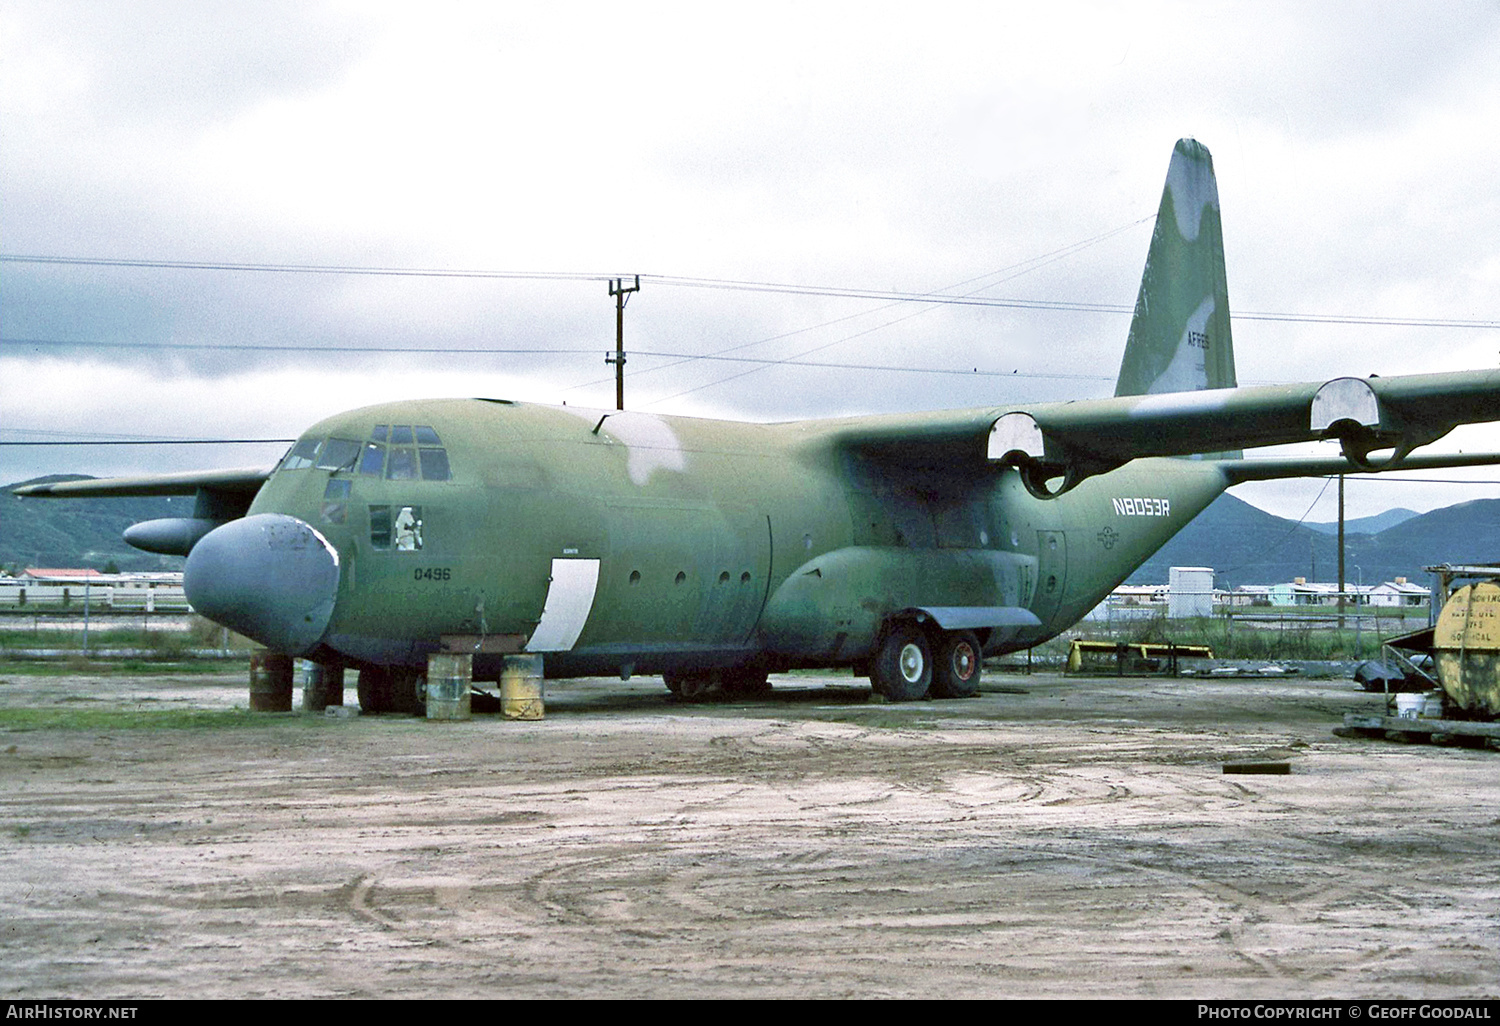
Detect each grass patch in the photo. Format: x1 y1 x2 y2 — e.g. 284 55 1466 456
0 659 240 677
0 707 315 731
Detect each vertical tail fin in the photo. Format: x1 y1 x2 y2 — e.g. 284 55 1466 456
1114 138 1237 398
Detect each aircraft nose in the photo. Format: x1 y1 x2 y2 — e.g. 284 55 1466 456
184 514 341 656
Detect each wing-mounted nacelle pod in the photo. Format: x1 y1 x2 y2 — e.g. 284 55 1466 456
123 518 229 557
987 412 1118 499
1310 377 1447 471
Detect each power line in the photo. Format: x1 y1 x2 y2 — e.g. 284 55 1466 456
1 337 1114 382
5 252 1495 329
639 218 1158 405
0 254 613 283
2 337 601 356
1 440 292 446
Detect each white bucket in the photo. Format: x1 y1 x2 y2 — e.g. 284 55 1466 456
1395 694 1424 719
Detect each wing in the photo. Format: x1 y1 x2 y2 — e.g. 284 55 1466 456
11 466 273 499
12 466 275 555
826 368 1500 497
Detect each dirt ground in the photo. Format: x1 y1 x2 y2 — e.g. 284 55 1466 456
1 665 1496 1000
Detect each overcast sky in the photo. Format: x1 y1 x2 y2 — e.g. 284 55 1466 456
3 1 1498 522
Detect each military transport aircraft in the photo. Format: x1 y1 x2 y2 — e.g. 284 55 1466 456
15 139 1500 709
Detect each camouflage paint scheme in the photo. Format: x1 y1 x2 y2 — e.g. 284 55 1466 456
16 140 1500 702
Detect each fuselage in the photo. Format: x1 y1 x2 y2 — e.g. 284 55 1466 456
200 397 1229 679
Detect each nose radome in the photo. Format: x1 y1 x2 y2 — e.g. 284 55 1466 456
184 514 341 656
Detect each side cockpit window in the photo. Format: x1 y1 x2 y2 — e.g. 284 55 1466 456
282 436 363 472
362 424 451 481
281 437 322 470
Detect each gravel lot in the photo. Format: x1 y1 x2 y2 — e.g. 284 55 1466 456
1 666 1496 999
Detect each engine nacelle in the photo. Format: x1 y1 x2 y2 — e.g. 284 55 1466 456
986 412 1120 499
1310 377 1448 470
123 517 228 557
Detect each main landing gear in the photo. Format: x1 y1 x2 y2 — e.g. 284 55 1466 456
663 667 773 703
356 666 426 715
870 624 981 702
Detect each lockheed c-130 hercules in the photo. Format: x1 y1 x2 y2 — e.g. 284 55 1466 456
16 139 1500 710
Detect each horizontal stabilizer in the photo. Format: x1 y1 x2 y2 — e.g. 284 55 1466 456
1217 450 1500 484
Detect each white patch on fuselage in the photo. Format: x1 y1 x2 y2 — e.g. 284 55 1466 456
525 558 601 652
1146 295 1216 394
1164 150 1220 242
558 406 687 485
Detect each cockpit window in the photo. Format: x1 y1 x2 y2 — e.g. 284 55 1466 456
357 426 450 480
419 448 450 481
281 437 322 470
315 438 361 471
358 442 385 476
386 447 418 480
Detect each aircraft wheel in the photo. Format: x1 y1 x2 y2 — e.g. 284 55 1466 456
871 624 932 702
389 668 426 715
722 668 771 697
930 630 981 699
356 667 393 714
664 670 718 703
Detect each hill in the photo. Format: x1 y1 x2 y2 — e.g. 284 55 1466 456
1305 507 1417 536
1130 494 1500 588
2 476 187 573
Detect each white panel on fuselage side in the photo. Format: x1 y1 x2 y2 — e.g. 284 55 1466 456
525 558 601 652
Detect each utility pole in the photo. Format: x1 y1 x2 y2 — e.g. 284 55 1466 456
1337 474 1346 629
607 276 640 410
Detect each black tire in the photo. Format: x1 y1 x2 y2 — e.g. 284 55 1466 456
931 630 981 699
356 667 393 714
722 668 772 697
664 670 718 703
871 624 932 702
390 668 426 715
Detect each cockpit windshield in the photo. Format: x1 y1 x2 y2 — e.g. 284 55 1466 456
283 425 450 480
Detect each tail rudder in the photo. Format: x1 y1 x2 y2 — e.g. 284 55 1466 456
1115 138 1237 398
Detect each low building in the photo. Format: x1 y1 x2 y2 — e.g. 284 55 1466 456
1367 577 1429 608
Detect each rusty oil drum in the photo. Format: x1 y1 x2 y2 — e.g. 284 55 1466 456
1433 580 1500 717
248 652 294 712
500 654 544 720
424 652 473 721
